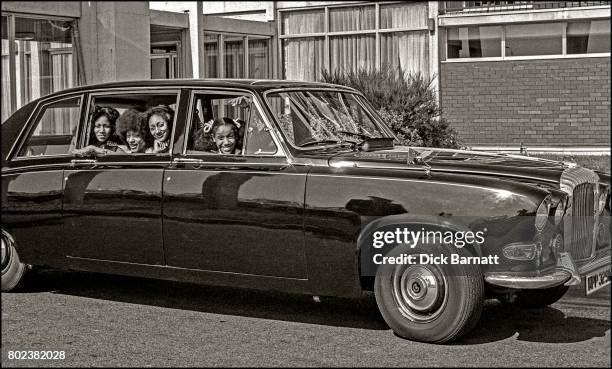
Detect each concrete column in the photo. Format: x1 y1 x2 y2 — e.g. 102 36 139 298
79 1 151 84
186 1 204 78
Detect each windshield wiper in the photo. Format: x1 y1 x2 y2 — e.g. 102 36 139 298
336 131 395 152
299 139 357 149
336 130 372 140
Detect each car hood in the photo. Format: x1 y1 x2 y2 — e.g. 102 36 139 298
325 146 569 185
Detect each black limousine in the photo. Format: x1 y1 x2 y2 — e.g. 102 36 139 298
2 79 610 343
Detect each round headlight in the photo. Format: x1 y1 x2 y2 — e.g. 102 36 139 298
535 196 551 231
554 197 567 225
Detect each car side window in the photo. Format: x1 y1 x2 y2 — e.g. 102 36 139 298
186 92 277 156
16 96 81 158
75 92 179 156
244 107 277 155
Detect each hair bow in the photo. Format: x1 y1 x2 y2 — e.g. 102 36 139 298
202 119 214 133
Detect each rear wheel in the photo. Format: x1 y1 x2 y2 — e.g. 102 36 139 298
374 245 484 343
1 230 28 292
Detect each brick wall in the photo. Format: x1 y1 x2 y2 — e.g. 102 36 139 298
440 58 610 147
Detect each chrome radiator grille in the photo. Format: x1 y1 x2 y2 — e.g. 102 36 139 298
569 183 595 260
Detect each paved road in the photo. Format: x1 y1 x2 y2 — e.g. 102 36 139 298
2 270 610 367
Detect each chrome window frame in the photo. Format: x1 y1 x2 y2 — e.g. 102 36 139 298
183 88 288 159
83 88 182 157
10 93 85 161
262 87 397 152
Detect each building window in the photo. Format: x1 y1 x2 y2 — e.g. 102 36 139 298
279 2 430 81
1 14 77 122
150 25 185 79
224 35 245 79
151 44 179 79
248 36 270 79
505 23 563 56
447 26 502 58
446 20 611 60
204 34 219 78
204 32 270 79
567 19 611 54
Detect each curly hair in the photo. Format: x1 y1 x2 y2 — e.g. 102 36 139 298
116 109 153 149
144 105 174 135
88 106 120 144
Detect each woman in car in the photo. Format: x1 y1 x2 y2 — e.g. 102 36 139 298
144 105 174 153
116 109 152 153
73 106 125 156
210 117 242 154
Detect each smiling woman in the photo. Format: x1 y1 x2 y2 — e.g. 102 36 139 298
116 109 152 153
144 105 174 154
72 106 125 156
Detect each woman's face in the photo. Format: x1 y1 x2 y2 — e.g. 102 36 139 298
213 125 237 154
148 114 170 142
93 116 112 143
126 130 146 153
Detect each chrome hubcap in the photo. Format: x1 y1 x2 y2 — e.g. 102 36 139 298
1 236 6 266
392 263 447 322
1 230 13 272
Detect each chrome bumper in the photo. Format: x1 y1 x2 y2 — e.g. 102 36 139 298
484 251 611 289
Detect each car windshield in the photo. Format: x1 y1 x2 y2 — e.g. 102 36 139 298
265 90 392 148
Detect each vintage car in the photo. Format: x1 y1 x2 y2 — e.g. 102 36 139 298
1 79 610 343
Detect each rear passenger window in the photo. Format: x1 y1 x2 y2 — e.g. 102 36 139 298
17 96 81 158
77 92 179 155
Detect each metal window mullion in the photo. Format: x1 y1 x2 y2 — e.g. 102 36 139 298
378 27 429 34
375 2 380 69
219 33 225 78
8 14 17 114
324 7 330 73
244 35 249 78
562 22 567 55
279 33 326 39
277 8 283 79
177 41 182 78
501 26 506 59
328 30 377 36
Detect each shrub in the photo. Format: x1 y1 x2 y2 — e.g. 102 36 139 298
320 67 460 148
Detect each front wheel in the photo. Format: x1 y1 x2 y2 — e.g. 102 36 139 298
374 245 484 343
1 230 28 292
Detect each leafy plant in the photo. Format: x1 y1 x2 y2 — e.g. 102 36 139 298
320 66 460 148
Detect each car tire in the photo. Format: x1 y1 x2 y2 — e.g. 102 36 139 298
374 244 484 343
1 230 28 292
511 285 570 309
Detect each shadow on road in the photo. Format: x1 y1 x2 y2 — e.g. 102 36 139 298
18 269 610 344
20 269 389 330
457 299 610 345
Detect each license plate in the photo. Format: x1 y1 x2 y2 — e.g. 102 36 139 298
585 265 611 295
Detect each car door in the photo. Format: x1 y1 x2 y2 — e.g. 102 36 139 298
162 89 309 279
2 94 83 266
62 89 185 265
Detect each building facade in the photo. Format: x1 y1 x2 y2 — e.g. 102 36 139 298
437 1 610 154
1 1 610 154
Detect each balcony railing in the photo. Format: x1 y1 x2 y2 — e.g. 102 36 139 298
441 1 610 14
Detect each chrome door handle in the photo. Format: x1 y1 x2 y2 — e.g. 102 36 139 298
70 159 97 166
172 157 204 164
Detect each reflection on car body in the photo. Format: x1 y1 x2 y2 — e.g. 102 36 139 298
1 79 610 343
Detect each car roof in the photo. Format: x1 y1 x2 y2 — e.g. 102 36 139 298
40 79 359 99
